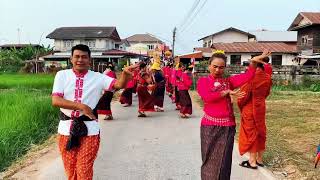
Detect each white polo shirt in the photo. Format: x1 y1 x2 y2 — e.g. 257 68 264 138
52 69 116 136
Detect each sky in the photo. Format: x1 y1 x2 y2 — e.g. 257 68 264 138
1 0 319 54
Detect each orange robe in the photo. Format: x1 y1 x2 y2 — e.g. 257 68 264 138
238 68 272 155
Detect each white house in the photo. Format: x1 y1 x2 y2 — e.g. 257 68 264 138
195 42 297 66
195 27 298 66
44 27 141 72
198 27 256 47
126 34 165 55
46 26 123 52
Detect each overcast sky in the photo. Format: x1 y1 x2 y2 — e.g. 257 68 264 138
1 0 319 54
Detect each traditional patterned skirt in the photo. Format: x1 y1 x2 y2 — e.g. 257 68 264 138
96 91 113 115
178 90 192 115
137 85 155 112
174 86 180 107
119 88 133 105
165 79 174 95
201 125 236 180
153 80 165 108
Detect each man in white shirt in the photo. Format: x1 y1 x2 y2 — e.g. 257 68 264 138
51 44 133 180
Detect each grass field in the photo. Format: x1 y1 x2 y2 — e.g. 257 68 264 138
0 74 54 89
0 74 58 172
194 90 320 179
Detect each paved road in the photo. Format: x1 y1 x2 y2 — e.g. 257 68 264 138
35 95 275 180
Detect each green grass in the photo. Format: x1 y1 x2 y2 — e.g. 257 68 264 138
0 74 58 172
0 74 54 89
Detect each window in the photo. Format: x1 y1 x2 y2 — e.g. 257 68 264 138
203 42 208 47
301 35 308 45
208 40 212 47
115 44 120 49
272 55 282 66
86 40 96 48
230 55 241 65
147 45 154 50
63 40 74 48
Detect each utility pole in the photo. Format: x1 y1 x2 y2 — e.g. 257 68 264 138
17 28 21 44
172 27 177 58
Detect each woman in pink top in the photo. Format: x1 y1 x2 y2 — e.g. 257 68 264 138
197 50 270 180
97 64 117 120
177 64 193 118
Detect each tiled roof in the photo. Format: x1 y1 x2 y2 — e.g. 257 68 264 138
126 34 163 43
211 42 297 53
46 27 121 41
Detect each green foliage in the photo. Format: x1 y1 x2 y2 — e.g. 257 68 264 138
0 45 53 73
118 59 128 70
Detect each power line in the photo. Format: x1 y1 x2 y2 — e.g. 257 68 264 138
178 0 201 30
179 0 209 34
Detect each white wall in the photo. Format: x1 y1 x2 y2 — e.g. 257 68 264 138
53 38 116 52
202 31 249 47
225 53 296 66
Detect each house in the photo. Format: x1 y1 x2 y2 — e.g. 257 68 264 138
126 34 165 55
46 26 122 52
44 26 139 72
194 42 297 66
288 12 320 66
198 27 256 47
192 27 298 66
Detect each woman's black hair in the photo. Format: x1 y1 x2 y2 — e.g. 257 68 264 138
209 52 227 64
139 62 146 69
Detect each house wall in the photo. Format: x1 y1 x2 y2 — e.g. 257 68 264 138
297 25 320 54
53 38 117 52
127 42 163 55
224 53 296 66
202 31 249 47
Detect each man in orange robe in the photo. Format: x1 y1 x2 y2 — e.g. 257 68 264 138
238 63 272 169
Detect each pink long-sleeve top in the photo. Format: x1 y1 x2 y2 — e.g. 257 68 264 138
178 72 193 90
170 68 176 86
197 66 256 127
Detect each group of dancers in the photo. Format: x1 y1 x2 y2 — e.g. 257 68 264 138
96 56 194 119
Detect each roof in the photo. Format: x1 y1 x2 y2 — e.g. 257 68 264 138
126 34 163 43
177 51 203 59
198 27 255 41
249 31 297 42
119 39 130 46
288 12 320 31
194 47 212 53
46 27 121 41
210 42 297 53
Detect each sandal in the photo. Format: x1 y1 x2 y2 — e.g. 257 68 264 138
239 160 258 169
104 115 113 120
256 161 265 167
138 112 147 117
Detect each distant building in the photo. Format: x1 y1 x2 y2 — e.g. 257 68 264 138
195 42 297 66
198 27 256 47
288 12 320 66
126 34 166 55
195 27 298 66
44 26 141 72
